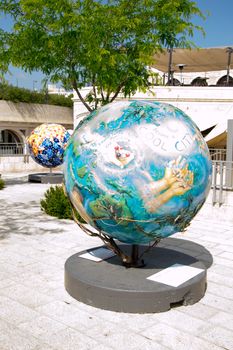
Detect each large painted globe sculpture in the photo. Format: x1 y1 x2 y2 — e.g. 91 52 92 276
64 101 212 244
27 123 70 168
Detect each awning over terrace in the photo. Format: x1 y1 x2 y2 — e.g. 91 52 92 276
205 122 227 148
152 47 233 73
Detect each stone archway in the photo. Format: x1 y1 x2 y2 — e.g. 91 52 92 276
0 129 25 155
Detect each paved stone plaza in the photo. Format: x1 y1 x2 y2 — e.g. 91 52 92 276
0 181 233 350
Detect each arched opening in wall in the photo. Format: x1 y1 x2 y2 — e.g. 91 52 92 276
191 77 208 86
216 75 233 86
165 78 181 86
0 129 24 155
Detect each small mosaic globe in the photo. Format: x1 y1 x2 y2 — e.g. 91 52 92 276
64 101 212 244
27 123 70 168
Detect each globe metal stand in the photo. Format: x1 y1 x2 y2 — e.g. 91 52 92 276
64 238 211 313
129 244 145 268
28 168 63 184
71 212 159 268
63 99 212 313
66 202 211 313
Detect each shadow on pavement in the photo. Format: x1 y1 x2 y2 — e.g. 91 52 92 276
0 200 69 240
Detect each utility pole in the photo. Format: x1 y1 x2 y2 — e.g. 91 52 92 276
226 47 233 86
167 47 174 85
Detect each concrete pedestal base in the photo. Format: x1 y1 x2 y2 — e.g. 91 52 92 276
28 172 63 184
65 238 212 313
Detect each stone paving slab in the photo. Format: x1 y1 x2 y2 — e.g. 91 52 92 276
0 183 233 350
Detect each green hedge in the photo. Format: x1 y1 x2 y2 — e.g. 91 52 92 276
0 179 5 190
40 185 85 222
0 83 73 107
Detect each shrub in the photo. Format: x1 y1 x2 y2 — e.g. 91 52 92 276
40 185 85 222
0 178 5 190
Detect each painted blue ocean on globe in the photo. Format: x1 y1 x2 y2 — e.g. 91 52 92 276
64 101 212 244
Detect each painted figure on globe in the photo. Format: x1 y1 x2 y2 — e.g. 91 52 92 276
139 156 193 213
64 101 212 247
27 123 70 168
112 144 134 168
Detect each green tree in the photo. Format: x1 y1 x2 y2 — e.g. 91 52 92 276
0 0 204 111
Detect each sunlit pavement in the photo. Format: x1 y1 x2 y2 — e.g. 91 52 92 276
0 181 233 350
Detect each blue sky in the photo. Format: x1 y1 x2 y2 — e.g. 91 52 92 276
1 0 233 90
192 0 233 47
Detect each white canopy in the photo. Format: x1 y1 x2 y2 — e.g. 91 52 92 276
152 47 233 73
205 122 227 148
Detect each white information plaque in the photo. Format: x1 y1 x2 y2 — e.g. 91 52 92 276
147 263 204 287
79 247 116 262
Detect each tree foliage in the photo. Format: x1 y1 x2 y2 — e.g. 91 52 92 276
0 0 204 111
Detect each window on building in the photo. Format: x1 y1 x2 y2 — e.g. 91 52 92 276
166 78 181 86
0 129 22 144
216 75 233 86
0 129 23 155
191 77 208 86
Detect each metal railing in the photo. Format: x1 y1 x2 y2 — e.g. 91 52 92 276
212 160 233 205
0 144 228 158
0 143 25 156
209 148 226 161
0 143 230 158
0 143 232 204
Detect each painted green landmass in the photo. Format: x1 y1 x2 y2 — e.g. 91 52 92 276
77 165 88 178
91 161 97 168
89 194 133 226
72 140 81 157
105 179 132 196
